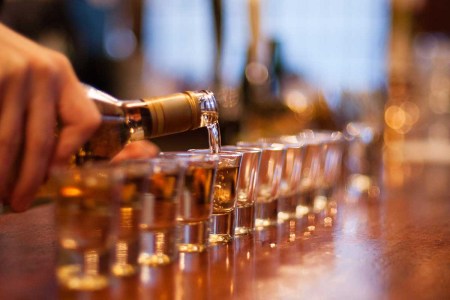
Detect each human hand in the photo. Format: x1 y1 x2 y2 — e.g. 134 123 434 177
0 24 101 212
110 141 160 163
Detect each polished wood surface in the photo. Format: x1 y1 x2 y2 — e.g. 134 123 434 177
1 163 450 299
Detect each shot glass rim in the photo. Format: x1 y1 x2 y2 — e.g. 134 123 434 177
220 145 262 155
159 151 219 162
114 156 182 164
297 130 344 145
188 149 243 160
113 157 185 176
258 136 305 149
235 141 286 152
51 161 123 179
344 121 379 143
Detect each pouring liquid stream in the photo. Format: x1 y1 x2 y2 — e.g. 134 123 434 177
202 111 221 154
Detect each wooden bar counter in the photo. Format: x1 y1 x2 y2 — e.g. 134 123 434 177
1 163 449 299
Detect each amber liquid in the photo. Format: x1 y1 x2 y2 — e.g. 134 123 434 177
117 174 149 241
75 107 128 164
56 185 116 253
178 165 216 222
140 172 179 231
112 174 148 276
138 172 180 265
56 182 117 290
178 164 216 252
212 166 239 213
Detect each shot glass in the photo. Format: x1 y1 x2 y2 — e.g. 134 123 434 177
294 131 329 233
189 150 242 244
259 137 304 222
111 160 151 277
297 131 344 212
138 158 182 266
221 146 262 236
53 163 123 291
316 131 345 199
314 131 345 225
344 122 382 198
159 152 218 252
236 141 286 229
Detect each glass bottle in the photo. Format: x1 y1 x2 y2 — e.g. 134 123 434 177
75 85 219 164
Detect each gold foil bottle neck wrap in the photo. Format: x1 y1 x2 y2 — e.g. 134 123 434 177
141 90 217 138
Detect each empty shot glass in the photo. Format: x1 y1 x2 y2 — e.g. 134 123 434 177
236 142 286 229
159 152 218 252
313 131 345 225
138 158 183 266
221 146 262 236
316 131 345 200
53 163 123 291
344 122 382 199
259 137 304 222
294 131 329 233
293 135 320 213
189 150 242 244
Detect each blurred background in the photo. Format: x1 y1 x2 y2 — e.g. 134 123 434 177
1 0 449 188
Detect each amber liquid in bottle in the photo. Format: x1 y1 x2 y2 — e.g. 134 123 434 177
76 86 220 164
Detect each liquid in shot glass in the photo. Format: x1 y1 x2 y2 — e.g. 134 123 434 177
138 158 182 266
189 150 242 244
159 152 218 252
111 160 151 277
53 163 123 291
221 146 262 236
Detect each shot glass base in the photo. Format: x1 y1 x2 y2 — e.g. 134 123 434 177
57 265 109 291
255 200 278 229
295 204 311 219
178 243 207 253
111 240 139 277
255 218 277 229
139 228 177 266
234 204 254 236
209 233 233 244
234 226 253 235
209 212 234 243
277 211 296 222
112 263 137 277
277 195 298 222
178 220 208 253
138 253 172 266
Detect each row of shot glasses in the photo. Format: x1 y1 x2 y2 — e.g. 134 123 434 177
53 130 345 290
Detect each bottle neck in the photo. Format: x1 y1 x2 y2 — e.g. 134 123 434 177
123 90 219 139
86 84 219 140
80 86 220 163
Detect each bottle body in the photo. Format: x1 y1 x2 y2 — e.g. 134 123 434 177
76 86 219 164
